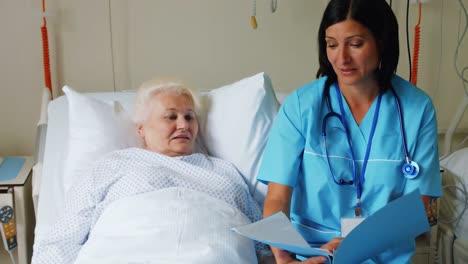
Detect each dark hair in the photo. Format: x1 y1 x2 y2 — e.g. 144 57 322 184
316 0 399 91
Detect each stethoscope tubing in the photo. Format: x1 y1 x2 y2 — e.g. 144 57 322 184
389 88 411 163
322 83 417 187
322 111 357 186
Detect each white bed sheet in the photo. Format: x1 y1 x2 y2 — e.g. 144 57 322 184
74 187 256 264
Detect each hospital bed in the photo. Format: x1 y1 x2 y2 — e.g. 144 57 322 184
31 72 280 263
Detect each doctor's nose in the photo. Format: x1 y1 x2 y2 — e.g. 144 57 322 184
338 47 351 64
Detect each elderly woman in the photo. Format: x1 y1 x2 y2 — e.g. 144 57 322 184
32 80 268 264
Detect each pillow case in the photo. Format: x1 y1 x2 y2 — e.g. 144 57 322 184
62 72 279 204
62 86 141 192
198 72 279 204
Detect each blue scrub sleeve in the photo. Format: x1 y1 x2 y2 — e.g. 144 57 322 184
404 99 442 197
257 92 305 187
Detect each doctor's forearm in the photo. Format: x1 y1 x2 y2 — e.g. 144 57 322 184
263 196 291 218
263 182 293 218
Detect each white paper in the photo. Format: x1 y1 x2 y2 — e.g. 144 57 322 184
340 217 365 237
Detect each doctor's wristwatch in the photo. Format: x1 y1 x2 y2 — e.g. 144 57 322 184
422 195 438 226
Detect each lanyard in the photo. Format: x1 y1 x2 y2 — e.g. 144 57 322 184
334 84 382 216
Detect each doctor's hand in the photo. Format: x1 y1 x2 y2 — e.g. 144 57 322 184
272 248 328 264
320 237 343 253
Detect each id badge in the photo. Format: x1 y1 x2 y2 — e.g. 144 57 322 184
341 217 365 237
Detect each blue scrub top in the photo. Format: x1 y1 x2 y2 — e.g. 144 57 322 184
257 75 442 263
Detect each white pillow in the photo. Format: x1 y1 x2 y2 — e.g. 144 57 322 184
62 72 279 203
62 86 141 192
199 72 279 204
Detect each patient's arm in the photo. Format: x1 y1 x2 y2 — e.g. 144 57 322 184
31 171 99 264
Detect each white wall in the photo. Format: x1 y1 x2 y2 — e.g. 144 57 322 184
0 0 467 156
0 0 44 156
392 0 468 133
110 0 325 94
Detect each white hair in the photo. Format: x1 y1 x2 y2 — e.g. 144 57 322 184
132 78 200 124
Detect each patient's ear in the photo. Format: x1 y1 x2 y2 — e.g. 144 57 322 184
136 123 145 139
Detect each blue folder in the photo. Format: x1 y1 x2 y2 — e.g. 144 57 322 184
0 157 26 182
232 190 430 264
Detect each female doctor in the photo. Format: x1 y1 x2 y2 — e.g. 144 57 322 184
257 0 442 263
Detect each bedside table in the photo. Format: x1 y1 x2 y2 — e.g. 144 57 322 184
0 156 35 264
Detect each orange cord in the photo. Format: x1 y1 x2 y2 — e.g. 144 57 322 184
41 0 53 98
411 2 422 86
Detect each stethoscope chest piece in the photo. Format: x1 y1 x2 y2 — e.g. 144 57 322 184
402 161 419 179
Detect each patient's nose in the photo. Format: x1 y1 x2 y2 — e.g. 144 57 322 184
177 118 189 131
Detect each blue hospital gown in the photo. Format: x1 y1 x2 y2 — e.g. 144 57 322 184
32 148 266 263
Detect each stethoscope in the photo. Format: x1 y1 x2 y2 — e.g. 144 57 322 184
321 84 419 215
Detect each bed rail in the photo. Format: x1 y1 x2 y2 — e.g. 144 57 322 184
32 87 51 214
